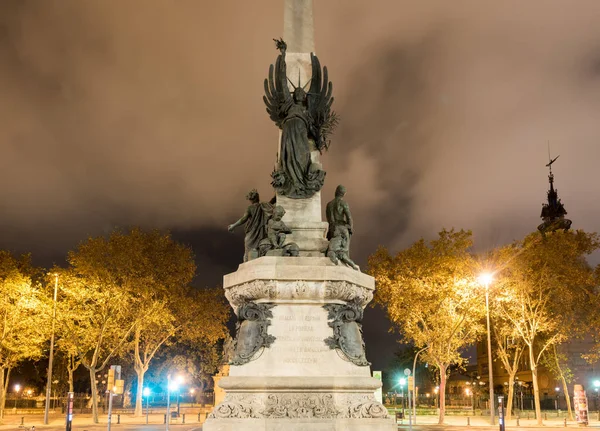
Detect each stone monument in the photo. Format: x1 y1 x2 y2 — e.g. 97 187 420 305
205 1 394 430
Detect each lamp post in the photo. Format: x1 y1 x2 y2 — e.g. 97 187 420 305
399 378 406 411
593 380 600 421
176 375 184 415
478 272 495 425
189 389 195 408
14 384 21 409
44 273 59 425
412 346 428 424
555 387 560 411
143 388 151 424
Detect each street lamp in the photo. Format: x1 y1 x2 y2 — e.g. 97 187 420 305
399 378 406 410
555 386 560 410
176 375 184 415
14 384 21 409
44 273 59 425
593 380 600 420
143 388 151 424
189 389 195 408
166 374 183 431
478 272 495 426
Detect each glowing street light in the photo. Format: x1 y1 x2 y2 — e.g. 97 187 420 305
478 271 495 425
143 388 151 424
398 378 406 410
14 384 21 409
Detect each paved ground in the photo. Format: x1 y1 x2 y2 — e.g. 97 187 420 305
2 412 600 430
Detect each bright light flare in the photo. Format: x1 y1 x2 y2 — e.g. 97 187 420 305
399 378 406 386
478 272 494 287
143 387 151 397
14 384 21 392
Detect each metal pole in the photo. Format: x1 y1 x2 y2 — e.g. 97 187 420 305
486 287 495 425
44 274 59 425
146 395 149 424
408 384 412 431
412 346 428 424
166 375 171 431
107 391 113 431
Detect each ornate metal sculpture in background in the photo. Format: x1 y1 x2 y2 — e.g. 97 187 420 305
537 155 572 237
264 39 338 199
228 190 275 262
230 302 276 366
323 301 370 366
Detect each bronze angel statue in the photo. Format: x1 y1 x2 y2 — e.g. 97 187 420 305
264 39 338 199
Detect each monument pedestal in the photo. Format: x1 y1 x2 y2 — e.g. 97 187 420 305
203 257 394 431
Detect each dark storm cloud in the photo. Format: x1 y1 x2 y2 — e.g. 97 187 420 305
3 0 600 370
2 0 600 261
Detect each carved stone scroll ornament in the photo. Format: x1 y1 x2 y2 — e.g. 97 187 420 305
224 280 277 308
209 393 388 419
323 301 370 366
324 281 373 307
230 302 276 366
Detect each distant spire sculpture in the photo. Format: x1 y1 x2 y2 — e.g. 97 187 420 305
537 150 572 237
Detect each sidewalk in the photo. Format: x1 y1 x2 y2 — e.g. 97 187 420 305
0 412 208 429
397 414 600 428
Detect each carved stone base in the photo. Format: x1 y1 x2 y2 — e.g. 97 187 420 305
204 417 395 431
204 257 394 430
204 392 395 430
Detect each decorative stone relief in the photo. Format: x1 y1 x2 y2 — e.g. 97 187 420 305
209 393 388 419
323 301 370 366
230 302 276 366
225 280 277 308
225 279 373 309
324 281 373 306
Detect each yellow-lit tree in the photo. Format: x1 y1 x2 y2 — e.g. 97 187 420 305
493 230 599 425
56 268 135 424
65 228 229 417
368 229 485 424
0 252 49 419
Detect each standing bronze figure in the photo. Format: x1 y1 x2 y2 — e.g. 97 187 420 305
264 39 337 199
228 190 274 262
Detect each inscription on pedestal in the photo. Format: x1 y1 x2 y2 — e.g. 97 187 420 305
269 306 330 366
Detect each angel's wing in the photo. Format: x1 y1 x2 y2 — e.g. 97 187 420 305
263 52 292 128
307 53 336 152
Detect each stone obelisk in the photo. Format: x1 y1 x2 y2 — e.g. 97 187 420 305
203 1 395 430
276 0 329 256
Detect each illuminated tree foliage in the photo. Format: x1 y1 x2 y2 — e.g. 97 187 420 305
493 230 599 425
64 228 229 418
0 252 49 419
369 229 485 424
56 268 135 424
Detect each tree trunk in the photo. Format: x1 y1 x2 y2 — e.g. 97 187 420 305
560 376 573 421
134 367 145 416
68 367 74 393
67 353 78 393
0 366 5 420
88 367 99 424
506 372 516 420
529 346 543 425
438 365 447 425
0 367 12 420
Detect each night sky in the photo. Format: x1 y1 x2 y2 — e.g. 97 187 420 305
2 0 600 371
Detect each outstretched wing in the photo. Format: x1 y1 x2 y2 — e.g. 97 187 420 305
264 52 292 128
307 53 337 152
